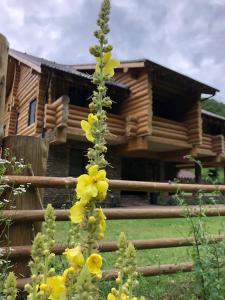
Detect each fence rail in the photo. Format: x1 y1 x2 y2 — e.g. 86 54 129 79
2 206 225 221
3 175 225 192
1 235 223 259
16 262 194 289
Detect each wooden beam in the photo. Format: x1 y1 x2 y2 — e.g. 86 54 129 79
0 34 9 144
3 206 225 222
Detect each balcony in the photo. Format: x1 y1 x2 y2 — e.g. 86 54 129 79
148 116 190 151
44 95 128 145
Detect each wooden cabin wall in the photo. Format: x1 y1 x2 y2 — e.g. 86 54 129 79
15 64 39 136
4 61 20 136
183 95 202 145
114 69 152 136
35 72 50 136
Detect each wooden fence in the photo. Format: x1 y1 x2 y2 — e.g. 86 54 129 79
1 176 225 289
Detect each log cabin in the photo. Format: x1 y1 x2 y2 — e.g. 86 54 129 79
4 50 223 206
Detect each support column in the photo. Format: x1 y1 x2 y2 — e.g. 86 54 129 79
159 161 167 204
195 162 202 184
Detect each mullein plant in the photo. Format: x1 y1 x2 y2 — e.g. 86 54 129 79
4 0 144 299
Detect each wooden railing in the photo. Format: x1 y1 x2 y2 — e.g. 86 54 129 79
199 134 213 152
67 104 126 137
199 134 225 156
152 116 189 144
2 176 225 289
44 96 129 144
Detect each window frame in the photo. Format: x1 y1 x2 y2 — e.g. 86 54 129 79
28 98 37 126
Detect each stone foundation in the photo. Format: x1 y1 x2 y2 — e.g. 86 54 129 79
44 143 122 208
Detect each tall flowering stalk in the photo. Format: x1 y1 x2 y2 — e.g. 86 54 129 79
4 1 144 299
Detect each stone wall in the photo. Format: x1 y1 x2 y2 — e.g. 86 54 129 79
44 143 71 208
44 142 122 208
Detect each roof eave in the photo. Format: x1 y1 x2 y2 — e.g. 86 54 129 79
9 51 41 73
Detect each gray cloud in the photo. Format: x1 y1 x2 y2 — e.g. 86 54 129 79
1 0 224 101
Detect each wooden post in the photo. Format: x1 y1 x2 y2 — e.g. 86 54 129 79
159 161 167 203
1 136 49 277
0 34 9 145
194 162 202 184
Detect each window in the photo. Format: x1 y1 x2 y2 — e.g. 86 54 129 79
15 112 20 134
28 98 37 126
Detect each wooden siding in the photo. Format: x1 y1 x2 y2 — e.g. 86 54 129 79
5 64 40 137
184 98 202 146
4 61 20 136
17 65 39 136
114 69 152 136
152 116 188 144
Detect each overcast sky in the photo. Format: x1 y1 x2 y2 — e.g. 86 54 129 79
1 0 225 101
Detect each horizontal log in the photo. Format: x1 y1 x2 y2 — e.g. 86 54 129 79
152 129 188 141
2 235 223 259
4 176 225 193
16 262 194 288
153 126 187 136
130 82 148 94
2 206 225 222
152 116 186 128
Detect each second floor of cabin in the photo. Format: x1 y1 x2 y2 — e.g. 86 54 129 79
4 50 223 165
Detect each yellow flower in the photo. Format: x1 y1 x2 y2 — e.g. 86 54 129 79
46 276 66 300
97 207 106 240
120 294 128 300
63 246 84 271
81 113 98 142
96 52 120 78
108 293 116 300
39 283 48 292
70 201 85 224
86 253 102 276
76 165 108 205
62 267 75 283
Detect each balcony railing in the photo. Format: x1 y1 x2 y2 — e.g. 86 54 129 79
152 116 189 145
44 96 128 144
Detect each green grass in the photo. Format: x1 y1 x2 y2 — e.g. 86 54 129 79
55 216 225 299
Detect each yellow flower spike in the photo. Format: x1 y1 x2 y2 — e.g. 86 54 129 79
63 246 84 271
39 283 48 292
86 253 102 275
81 113 98 142
107 293 116 300
120 293 128 300
62 267 75 283
46 276 66 300
96 51 120 78
76 165 108 204
70 201 85 224
97 207 106 240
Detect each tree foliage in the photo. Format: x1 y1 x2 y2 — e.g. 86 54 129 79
202 98 225 118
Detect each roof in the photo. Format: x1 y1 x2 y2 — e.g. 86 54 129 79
75 58 219 95
9 49 127 90
202 109 225 122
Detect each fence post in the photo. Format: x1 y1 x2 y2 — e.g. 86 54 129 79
0 33 9 145
1 136 49 277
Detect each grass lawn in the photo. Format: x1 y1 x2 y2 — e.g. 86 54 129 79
55 216 225 299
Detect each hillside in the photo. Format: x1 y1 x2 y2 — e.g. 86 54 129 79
202 98 225 118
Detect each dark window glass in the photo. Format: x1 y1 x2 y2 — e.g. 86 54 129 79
15 112 20 134
28 98 37 126
68 86 92 107
69 149 86 177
